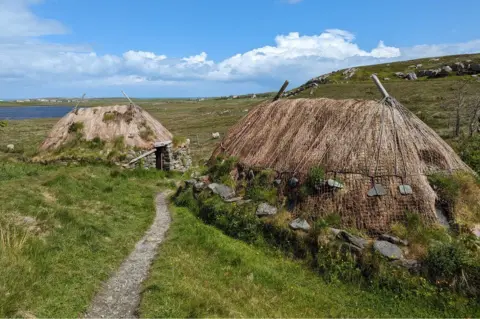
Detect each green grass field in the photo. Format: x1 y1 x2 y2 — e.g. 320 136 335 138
139 205 479 318
0 163 176 317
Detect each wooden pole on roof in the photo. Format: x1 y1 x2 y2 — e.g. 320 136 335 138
371 74 390 98
73 93 86 114
122 90 136 109
273 80 289 102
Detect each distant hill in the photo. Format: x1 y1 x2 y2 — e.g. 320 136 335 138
281 54 480 139
287 53 480 95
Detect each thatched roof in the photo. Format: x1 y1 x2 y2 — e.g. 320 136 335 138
212 98 474 232
40 105 172 151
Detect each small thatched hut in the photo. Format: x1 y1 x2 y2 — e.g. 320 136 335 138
212 92 475 233
40 104 173 151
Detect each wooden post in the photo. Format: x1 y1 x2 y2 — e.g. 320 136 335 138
273 80 289 102
122 90 136 109
371 74 390 98
73 93 86 114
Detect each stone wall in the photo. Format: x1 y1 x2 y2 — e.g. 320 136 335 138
127 145 192 172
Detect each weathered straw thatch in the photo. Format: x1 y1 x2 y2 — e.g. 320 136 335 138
40 105 172 151
212 97 474 232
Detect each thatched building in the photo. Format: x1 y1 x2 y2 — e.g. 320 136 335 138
212 91 474 232
40 104 172 151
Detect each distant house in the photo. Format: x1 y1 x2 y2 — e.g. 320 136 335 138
232 95 238 99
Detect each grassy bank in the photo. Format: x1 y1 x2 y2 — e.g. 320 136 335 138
140 205 479 318
0 162 175 317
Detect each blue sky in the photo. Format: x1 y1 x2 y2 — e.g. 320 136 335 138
1 0 480 99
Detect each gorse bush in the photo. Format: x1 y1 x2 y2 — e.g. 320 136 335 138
0 120 7 128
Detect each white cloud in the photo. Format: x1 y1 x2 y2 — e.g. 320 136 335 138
0 1 480 98
0 0 67 37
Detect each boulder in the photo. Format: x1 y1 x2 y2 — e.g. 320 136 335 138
207 183 235 200
273 179 282 186
416 70 428 77
343 68 357 79
379 234 408 246
338 231 369 249
383 77 390 81
442 65 453 73
471 64 480 72
452 62 465 72
394 72 405 78
6 144 14 151
392 259 420 273
416 64 423 69
193 182 206 192
426 69 441 78
373 240 403 260
289 218 311 231
406 72 417 80
256 203 277 217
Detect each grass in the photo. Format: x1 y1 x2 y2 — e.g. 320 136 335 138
318 53 480 83
0 118 57 159
0 53 479 317
0 162 176 317
140 205 479 318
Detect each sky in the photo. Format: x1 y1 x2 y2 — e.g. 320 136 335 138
1 0 480 99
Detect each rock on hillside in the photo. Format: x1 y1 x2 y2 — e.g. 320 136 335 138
284 53 480 97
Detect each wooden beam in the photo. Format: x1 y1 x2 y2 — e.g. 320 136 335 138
371 74 390 99
272 80 289 102
128 149 156 165
122 90 137 109
73 93 86 114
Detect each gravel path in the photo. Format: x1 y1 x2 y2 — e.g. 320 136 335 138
85 193 171 318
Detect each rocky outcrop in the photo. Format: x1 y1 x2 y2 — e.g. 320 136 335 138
256 203 278 216
406 72 417 80
283 74 330 98
289 218 311 231
208 183 236 200
379 234 408 246
343 68 357 80
373 240 403 260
